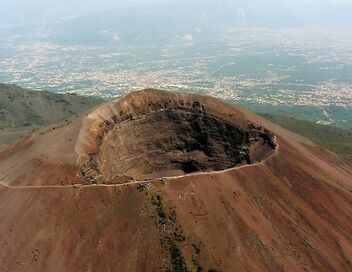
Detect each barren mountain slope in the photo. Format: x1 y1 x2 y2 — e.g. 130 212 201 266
0 84 103 128
0 89 351 272
0 83 104 150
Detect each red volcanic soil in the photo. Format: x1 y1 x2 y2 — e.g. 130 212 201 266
0 89 351 272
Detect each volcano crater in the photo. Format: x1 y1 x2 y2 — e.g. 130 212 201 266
79 90 276 184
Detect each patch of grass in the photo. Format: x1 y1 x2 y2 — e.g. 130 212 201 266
260 114 352 162
150 194 188 272
191 244 203 272
151 195 167 225
170 243 188 272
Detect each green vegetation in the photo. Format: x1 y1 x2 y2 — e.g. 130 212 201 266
191 244 204 272
260 113 352 162
150 194 188 272
169 243 188 272
237 102 352 129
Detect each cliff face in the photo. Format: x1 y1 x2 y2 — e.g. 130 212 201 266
0 89 351 272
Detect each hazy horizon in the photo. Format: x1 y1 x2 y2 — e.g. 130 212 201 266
1 0 352 26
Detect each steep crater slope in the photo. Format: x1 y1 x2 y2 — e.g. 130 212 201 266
78 89 276 183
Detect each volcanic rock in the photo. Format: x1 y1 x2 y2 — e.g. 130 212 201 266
0 89 351 272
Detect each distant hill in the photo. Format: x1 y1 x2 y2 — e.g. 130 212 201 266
0 83 104 149
0 84 103 128
261 113 352 162
50 1 352 46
